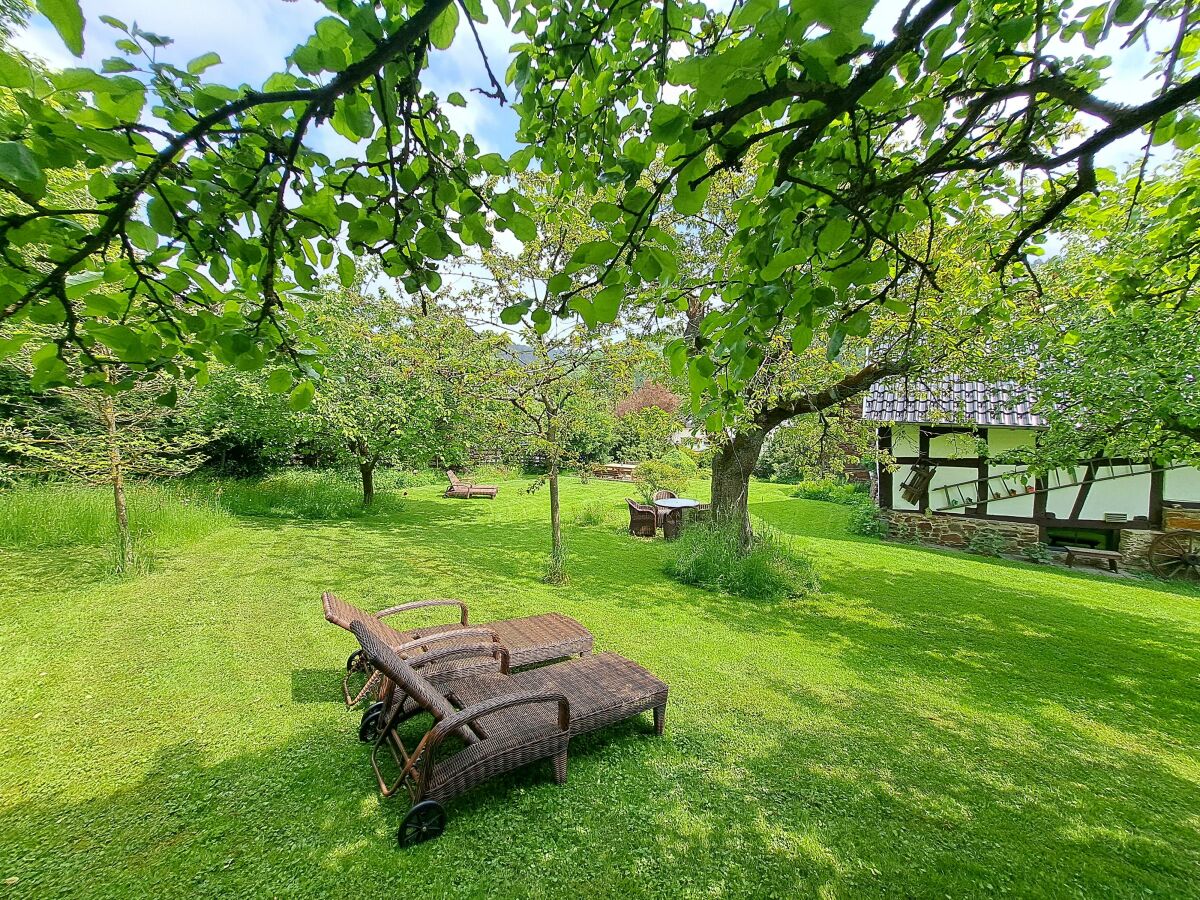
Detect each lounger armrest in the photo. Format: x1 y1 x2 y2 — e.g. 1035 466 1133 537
407 641 511 675
430 691 570 746
391 627 500 657
374 599 469 626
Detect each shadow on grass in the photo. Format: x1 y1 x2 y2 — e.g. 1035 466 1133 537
3 683 1197 897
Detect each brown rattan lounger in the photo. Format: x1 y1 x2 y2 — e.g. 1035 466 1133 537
444 470 498 499
322 592 593 737
349 620 668 846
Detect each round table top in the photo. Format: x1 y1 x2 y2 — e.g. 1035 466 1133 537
654 498 700 509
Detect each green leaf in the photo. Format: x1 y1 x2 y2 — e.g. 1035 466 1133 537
589 201 623 223
36 0 84 56
499 303 528 325
267 368 294 393
593 284 622 323
790 324 813 353
430 2 459 50
1111 0 1144 25
187 52 221 74
546 273 572 294
568 240 618 270
289 379 316 411
826 327 846 360
817 217 853 254
101 57 137 73
337 255 356 288
504 210 537 242
762 248 806 281
447 91 466 107
146 196 174 235
332 92 374 142
0 142 45 198
126 220 157 252
155 385 178 407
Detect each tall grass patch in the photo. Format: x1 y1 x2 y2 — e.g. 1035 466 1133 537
0 481 235 573
201 470 385 519
664 521 820 601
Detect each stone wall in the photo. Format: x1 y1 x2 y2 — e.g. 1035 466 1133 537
884 510 1040 553
1119 529 1162 572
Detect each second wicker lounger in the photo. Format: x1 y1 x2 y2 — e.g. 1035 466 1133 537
349 619 668 846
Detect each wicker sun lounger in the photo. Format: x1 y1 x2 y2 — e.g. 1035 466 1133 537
349 620 668 846
444 470 498 499
322 592 593 737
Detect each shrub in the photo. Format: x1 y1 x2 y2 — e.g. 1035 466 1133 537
967 530 1008 557
572 500 613 527
665 522 821 601
846 500 888 537
632 452 697 503
791 478 863 505
1021 541 1053 564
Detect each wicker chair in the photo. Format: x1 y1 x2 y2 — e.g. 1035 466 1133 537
444 470 498 499
323 592 592 737
651 490 676 525
627 498 657 537
349 620 668 846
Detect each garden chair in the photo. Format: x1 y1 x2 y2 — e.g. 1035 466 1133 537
323 592 593 738
626 498 657 537
652 489 677 526
349 620 668 846
444 470 498 499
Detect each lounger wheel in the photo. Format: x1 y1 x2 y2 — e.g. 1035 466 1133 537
346 649 366 673
358 702 385 743
398 801 447 847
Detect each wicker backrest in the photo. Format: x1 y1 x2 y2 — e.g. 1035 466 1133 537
349 620 458 723
652 490 676 501
322 591 366 630
627 498 652 513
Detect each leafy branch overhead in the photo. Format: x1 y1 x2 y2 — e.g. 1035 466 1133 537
511 0 1200 415
2 0 1198 426
0 0 522 402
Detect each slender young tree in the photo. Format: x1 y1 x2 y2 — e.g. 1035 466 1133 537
0 365 207 570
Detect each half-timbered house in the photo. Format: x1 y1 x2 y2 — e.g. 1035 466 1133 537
862 377 1200 566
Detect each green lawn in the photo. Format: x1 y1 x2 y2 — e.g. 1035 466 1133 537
2 476 1199 898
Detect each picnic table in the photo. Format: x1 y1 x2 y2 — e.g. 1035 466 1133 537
1064 545 1122 573
654 498 700 541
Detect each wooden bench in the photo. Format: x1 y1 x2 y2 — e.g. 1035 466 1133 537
1064 546 1122 573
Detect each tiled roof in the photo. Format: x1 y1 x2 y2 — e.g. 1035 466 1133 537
862 376 1046 428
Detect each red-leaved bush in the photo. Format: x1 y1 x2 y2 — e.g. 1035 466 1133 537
615 382 681 418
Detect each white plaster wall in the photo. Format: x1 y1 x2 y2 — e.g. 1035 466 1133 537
1165 466 1200 502
928 465 978 513
986 464 1036 517
1044 466 1089 519
1079 464 1151 520
988 428 1038 454
891 424 919 457
929 432 979 459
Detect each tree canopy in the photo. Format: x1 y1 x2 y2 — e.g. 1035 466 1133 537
0 0 1196 429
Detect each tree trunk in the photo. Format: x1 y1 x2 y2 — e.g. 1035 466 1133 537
549 462 561 557
710 428 766 549
101 393 132 572
360 460 375 505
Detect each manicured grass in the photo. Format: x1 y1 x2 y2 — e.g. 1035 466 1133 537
1 475 1199 897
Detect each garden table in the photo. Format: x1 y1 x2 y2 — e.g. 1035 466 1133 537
654 498 699 541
